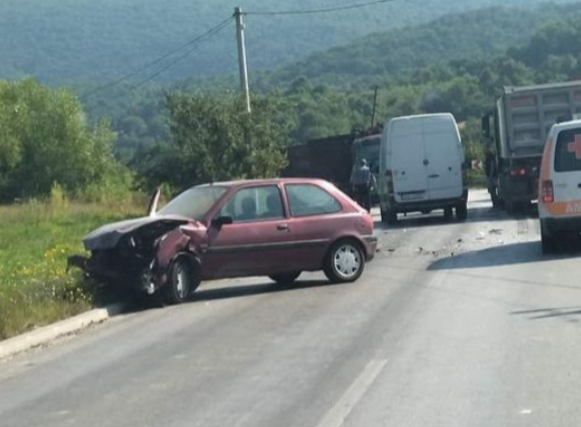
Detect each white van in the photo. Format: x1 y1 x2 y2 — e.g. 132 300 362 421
378 113 468 224
538 119 581 254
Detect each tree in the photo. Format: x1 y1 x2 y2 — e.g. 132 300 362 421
0 78 124 201
142 93 288 190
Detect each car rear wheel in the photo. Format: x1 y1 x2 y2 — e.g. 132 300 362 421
324 240 365 283
165 256 200 304
269 271 301 285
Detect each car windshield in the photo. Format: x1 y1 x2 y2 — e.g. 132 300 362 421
157 186 228 220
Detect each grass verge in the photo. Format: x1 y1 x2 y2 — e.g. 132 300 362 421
0 196 145 340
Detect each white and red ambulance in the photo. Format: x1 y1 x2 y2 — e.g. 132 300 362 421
539 119 581 253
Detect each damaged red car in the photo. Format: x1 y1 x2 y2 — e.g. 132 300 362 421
72 178 378 304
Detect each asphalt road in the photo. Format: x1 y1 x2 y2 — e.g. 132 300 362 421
2 189 581 427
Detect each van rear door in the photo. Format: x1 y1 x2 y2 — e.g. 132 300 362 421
390 120 429 203
423 116 463 200
552 127 581 211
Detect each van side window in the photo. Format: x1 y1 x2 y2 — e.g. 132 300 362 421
555 129 581 172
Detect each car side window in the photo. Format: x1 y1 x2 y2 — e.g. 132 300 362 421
555 129 581 172
286 184 342 217
220 185 284 222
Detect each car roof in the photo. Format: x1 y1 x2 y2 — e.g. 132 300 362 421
195 177 331 189
552 119 581 133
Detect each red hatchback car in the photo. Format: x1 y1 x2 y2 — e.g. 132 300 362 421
74 178 377 303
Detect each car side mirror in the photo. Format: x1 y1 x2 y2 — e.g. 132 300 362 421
212 216 233 228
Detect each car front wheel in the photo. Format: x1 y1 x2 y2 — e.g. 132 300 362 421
165 256 200 304
324 240 365 283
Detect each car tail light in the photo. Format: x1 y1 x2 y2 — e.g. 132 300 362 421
542 180 554 204
510 167 527 177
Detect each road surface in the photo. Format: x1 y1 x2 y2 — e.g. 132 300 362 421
1 189 581 427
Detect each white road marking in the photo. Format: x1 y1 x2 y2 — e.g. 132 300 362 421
315 359 388 427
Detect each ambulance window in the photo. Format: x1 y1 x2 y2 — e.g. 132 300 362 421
555 129 581 172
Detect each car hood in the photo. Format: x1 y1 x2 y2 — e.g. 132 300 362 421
83 214 192 251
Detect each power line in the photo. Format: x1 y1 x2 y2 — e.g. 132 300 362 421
131 17 233 89
245 0 396 16
81 15 234 99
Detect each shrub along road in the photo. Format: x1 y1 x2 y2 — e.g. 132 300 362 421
1 190 580 427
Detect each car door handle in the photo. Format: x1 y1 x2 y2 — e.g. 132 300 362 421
429 174 440 178
277 224 289 231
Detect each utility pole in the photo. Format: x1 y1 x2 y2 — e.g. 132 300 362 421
234 7 251 113
370 86 379 129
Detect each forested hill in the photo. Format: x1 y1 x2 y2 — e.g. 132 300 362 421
0 0 576 83
255 3 581 90
78 2 581 160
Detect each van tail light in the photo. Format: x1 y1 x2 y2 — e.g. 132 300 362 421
510 167 527 177
542 180 555 204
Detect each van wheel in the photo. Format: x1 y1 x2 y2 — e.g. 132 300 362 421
456 203 468 221
541 222 558 255
490 187 500 208
505 200 515 215
386 210 397 225
444 207 453 220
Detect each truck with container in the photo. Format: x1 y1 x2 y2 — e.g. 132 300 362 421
283 127 383 200
482 81 581 213
282 134 355 195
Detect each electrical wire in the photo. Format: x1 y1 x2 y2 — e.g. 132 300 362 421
81 16 234 99
131 17 233 90
245 0 396 16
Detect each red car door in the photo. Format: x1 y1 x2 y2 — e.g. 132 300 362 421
282 183 347 270
204 185 301 278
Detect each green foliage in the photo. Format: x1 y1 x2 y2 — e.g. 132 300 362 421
76 3 581 163
255 4 581 91
0 78 130 201
0 197 144 340
136 93 289 190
